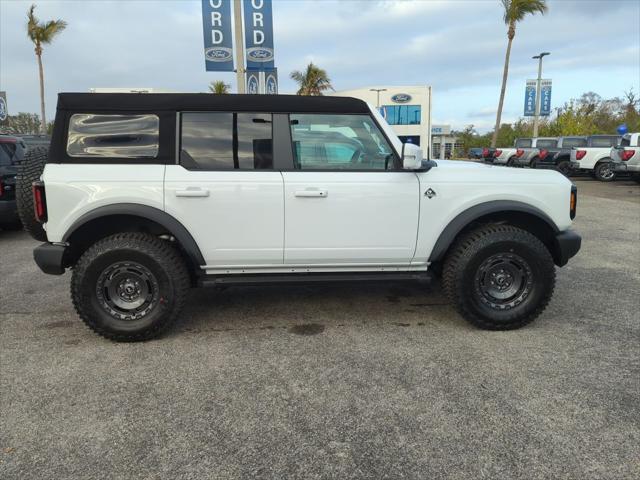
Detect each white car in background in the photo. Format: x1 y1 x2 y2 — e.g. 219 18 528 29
611 132 640 183
570 135 620 182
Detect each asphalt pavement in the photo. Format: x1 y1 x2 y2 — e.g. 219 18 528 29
1 177 639 479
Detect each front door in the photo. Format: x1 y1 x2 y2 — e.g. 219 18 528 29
164 112 283 268
282 113 420 267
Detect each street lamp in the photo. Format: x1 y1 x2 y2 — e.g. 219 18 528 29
532 52 550 137
370 88 387 108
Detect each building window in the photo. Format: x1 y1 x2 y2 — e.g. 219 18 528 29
67 114 159 158
180 112 273 170
380 105 421 125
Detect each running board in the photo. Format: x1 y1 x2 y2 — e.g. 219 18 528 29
199 271 432 287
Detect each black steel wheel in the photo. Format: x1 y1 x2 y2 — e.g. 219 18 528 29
442 225 556 330
71 233 190 342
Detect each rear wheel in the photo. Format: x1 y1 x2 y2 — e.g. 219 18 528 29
529 157 539 169
557 160 572 176
71 233 190 342
16 147 48 241
594 161 616 182
442 225 555 330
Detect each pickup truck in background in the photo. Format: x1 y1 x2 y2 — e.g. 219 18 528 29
611 132 640 183
534 136 587 175
491 137 541 167
570 135 620 182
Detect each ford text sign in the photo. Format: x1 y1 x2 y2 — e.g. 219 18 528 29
201 0 234 72
243 0 275 70
391 93 412 104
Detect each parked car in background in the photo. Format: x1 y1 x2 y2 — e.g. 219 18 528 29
611 132 640 183
570 135 620 182
491 137 540 167
534 136 587 175
481 147 497 163
20 134 51 149
468 147 484 159
0 135 27 230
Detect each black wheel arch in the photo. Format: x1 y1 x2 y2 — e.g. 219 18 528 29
429 201 565 266
62 203 205 274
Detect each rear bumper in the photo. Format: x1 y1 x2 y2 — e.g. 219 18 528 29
33 242 67 275
0 199 19 224
553 230 581 267
614 163 640 173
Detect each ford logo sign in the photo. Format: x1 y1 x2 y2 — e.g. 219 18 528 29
205 47 233 62
246 47 274 62
391 93 412 104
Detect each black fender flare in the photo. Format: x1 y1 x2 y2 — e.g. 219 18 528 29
62 203 205 266
428 200 559 262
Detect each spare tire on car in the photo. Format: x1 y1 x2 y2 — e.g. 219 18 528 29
16 146 48 242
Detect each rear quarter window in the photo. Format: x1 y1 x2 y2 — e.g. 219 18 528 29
589 137 618 148
66 114 160 158
536 139 557 149
515 138 532 148
562 138 587 148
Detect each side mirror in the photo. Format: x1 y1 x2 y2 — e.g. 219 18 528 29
402 143 423 170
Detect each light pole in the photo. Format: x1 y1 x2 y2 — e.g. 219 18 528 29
234 0 245 94
532 52 550 137
370 88 387 108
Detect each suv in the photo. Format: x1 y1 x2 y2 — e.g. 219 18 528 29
0 135 27 229
19 93 581 341
570 135 620 182
611 132 640 182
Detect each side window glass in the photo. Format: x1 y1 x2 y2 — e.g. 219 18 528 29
290 114 396 170
67 114 159 158
180 112 272 170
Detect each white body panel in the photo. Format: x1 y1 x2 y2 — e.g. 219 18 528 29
611 133 640 172
492 148 519 165
281 171 420 265
42 164 165 243
163 166 284 266
570 147 613 170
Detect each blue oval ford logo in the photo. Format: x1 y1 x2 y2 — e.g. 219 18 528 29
205 47 233 62
246 47 274 62
391 93 412 104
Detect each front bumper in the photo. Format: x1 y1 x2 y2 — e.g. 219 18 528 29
553 230 582 267
33 242 67 275
614 163 640 173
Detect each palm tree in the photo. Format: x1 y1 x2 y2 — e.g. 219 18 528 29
290 62 333 96
208 80 230 94
26 4 67 134
491 0 547 147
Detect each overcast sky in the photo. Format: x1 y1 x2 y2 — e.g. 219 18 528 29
1 0 639 131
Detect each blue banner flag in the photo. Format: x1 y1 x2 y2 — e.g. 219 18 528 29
243 0 275 70
246 70 260 94
264 68 278 94
540 80 552 116
201 0 234 72
524 80 536 116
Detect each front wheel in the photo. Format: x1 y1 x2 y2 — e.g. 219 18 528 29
594 161 616 182
442 225 556 330
71 233 190 342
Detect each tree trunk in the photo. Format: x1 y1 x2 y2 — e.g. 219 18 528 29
491 35 514 148
37 50 46 134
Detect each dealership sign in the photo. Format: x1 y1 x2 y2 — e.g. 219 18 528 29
244 0 275 70
265 68 278 94
201 0 234 72
524 79 552 116
391 93 412 104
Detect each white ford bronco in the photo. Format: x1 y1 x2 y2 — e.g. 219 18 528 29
18 93 581 341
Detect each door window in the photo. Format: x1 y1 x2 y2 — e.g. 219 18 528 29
180 112 273 170
290 114 396 170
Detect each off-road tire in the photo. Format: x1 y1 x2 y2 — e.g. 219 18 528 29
16 146 48 241
71 233 190 342
442 225 556 330
594 161 616 182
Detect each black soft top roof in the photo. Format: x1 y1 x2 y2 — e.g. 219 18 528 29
56 93 370 114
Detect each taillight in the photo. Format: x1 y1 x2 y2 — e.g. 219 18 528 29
32 181 47 223
575 150 587 160
516 149 524 157
482 148 489 157
621 150 635 161
539 149 548 160
495 149 502 157
0 178 4 197
570 185 577 220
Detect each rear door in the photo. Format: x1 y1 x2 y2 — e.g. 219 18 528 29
281 113 420 267
164 112 284 268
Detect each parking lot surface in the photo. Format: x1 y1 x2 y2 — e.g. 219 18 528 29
1 178 639 479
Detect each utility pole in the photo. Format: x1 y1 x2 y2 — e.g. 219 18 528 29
369 88 387 108
532 51 550 137
234 0 245 94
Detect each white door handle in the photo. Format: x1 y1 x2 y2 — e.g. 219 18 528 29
294 189 328 198
175 188 210 198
